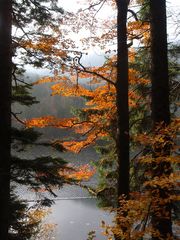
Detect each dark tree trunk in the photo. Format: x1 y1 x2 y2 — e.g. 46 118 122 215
116 0 129 198
0 0 12 239
150 0 172 239
150 0 170 125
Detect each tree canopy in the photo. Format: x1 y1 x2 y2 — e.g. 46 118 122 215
0 0 179 239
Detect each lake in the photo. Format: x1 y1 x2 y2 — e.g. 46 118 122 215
45 185 113 240
16 146 114 240
13 76 114 240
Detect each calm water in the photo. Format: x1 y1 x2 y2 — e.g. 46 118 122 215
18 184 113 240
16 146 113 240
46 194 113 240
12 72 114 239
44 184 113 240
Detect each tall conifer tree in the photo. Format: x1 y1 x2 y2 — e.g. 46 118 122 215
116 0 129 198
0 0 12 239
150 0 172 239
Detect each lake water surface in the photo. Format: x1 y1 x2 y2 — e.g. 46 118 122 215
47 195 113 240
14 84 114 240
17 146 114 240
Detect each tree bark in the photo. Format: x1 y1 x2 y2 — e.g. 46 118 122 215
150 0 172 239
150 0 170 125
0 0 12 239
116 0 129 198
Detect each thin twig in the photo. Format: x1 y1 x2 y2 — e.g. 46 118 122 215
11 111 25 125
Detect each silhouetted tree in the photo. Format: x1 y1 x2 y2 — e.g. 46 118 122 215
150 0 172 239
0 0 12 239
116 0 130 198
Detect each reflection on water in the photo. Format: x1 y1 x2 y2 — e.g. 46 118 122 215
13 73 114 239
17 184 113 240
46 198 113 240
15 145 113 240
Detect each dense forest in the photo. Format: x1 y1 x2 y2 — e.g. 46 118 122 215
0 0 179 239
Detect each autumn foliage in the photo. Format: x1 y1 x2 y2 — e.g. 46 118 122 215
25 51 149 155
20 0 180 239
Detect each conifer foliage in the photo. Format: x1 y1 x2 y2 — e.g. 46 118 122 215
0 0 179 239
0 0 78 239
0 0 12 239
24 0 179 239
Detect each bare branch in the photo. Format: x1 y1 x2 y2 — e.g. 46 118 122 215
79 0 106 12
74 53 116 86
128 9 138 21
93 0 106 18
11 112 25 125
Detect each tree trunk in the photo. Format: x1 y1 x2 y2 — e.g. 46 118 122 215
150 0 170 125
150 0 172 239
116 0 129 198
0 0 12 239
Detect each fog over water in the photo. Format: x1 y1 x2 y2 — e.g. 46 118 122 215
13 71 113 240
47 198 113 240
12 0 179 237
